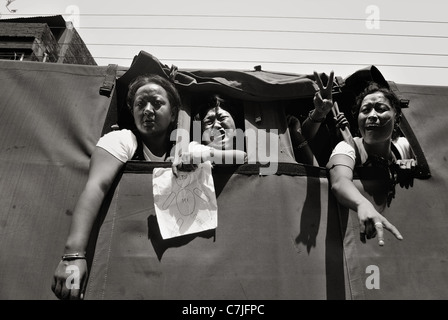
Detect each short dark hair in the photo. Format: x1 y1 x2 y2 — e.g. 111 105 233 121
353 82 402 139
126 74 181 118
194 94 228 118
354 82 401 118
194 94 238 124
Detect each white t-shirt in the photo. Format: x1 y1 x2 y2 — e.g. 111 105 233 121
96 129 166 162
329 136 414 166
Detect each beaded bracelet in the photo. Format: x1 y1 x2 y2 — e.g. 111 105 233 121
61 253 86 261
308 110 326 123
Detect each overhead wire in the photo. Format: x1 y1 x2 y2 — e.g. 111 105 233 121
2 12 448 24
1 12 447 70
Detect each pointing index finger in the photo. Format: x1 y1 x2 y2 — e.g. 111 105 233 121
377 219 404 246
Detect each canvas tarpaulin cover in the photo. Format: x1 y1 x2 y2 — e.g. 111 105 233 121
0 52 447 300
0 60 118 299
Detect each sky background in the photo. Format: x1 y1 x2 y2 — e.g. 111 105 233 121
1 0 447 86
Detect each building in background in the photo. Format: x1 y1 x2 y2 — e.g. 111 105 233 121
0 15 96 65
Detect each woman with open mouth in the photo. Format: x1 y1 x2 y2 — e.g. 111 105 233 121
172 94 247 177
326 82 416 247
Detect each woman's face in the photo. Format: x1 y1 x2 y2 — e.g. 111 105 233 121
132 83 175 138
201 106 237 150
358 91 396 145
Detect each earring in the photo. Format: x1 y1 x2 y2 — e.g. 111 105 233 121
392 121 400 139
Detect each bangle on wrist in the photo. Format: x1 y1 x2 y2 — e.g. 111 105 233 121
62 252 86 261
294 140 308 150
308 110 326 123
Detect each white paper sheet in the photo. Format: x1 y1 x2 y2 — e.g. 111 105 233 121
152 162 218 239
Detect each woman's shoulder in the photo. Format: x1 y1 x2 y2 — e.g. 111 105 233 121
333 137 361 153
393 136 410 148
98 129 137 143
96 129 138 163
102 128 135 138
97 129 138 149
393 136 414 159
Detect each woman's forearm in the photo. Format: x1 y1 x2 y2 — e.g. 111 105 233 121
293 143 316 166
301 109 327 141
64 184 108 254
330 176 371 212
63 147 124 254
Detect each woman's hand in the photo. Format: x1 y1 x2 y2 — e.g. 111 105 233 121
395 159 417 189
312 70 335 119
334 112 350 130
51 258 88 300
172 151 199 177
357 201 403 246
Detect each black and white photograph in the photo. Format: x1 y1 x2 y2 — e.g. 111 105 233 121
0 0 447 308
